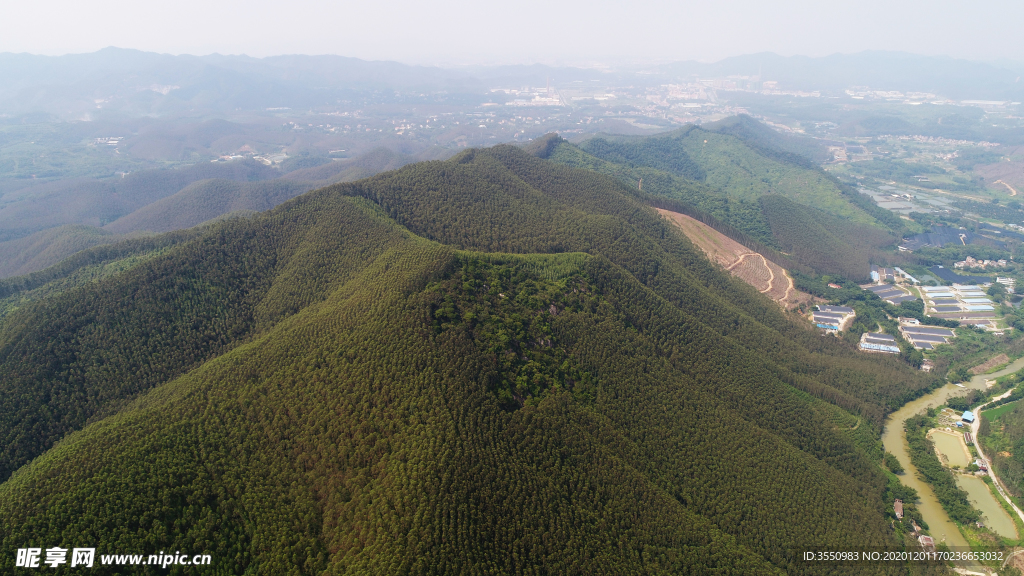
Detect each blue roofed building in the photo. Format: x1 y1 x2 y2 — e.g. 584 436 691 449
962 411 975 423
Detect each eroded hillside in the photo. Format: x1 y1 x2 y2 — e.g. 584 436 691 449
657 208 815 308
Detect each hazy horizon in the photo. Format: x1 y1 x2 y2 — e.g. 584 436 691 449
2 46 1022 72
3 0 1023 67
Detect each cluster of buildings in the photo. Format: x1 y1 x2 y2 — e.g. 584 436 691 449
811 305 855 332
661 83 712 101
844 88 938 102
864 283 916 305
869 265 895 282
897 318 956 350
902 514 935 553
828 146 848 162
828 143 878 163
253 152 287 165
655 78 817 98
859 332 900 354
490 86 564 107
953 256 1008 270
957 413 990 470
869 265 918 285
205 144 288 166
920 285 997 328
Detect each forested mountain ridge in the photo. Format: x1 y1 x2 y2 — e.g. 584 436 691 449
0 145 935 574
538 127 900 280
0 148 444 280
102 178 314 233
0 224 138 278
703 115 833 165
577 122 877 223
0 159 278 242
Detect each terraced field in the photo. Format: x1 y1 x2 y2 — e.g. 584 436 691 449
764 259 793 302
728 253 772 292
657 208 813 308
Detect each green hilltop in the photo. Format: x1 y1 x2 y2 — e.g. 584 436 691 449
0 148 443 281
0 145 933 574
0 224 134 278
0 119 900 284
540 121 903 280
577 123 872 221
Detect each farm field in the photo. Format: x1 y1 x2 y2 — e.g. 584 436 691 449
657 208 813 308
729 253 772 292
984 401 1022 422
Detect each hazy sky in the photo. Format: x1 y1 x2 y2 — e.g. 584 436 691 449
2 0 1022 65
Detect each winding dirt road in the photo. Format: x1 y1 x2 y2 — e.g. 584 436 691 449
996 180 1019 197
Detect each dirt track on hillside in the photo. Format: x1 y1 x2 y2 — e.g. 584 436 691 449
656 208 813 309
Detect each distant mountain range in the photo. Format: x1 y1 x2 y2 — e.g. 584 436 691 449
1 48 1022 118
0 147 443 278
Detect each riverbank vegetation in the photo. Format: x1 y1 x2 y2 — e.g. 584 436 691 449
906 414 981 525
979 384 1024 501
916 388 1024 554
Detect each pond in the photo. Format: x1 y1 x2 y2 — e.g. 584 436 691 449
882 355 1024 548
930 430 971 469
955 474 1018 539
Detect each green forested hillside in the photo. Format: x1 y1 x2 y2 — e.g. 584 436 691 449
0 224 134 278
704 115 832 164
544 134 780 248
103 178 313 233
0 230 197 322
0 145 936 574
759 194 897 280
0 160 278 242
279 147 451 184
0 149 442 279
0 160 278 278
577 124 877 224
981 399 1024 498
543 128 899 280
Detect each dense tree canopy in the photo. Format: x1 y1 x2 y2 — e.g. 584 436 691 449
0 145 936 574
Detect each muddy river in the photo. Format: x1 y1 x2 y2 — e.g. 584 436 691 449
881 356 1024 548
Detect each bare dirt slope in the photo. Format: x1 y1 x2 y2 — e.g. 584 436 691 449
977 161 1024 191
656 208 813 308
971 353 1011 375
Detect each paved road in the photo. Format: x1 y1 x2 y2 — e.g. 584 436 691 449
1002 547 1024 570
971 390 1024 526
